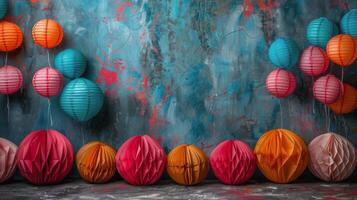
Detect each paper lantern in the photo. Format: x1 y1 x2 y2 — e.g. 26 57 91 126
309 132 357 182
32 67 64 97
0 66 23 95
32 19 63 49
0 138 17 183
341 9 357 38
115 135 166 185
306 17 339 48
210 140 256 185
55 49 87 79
60 78 104 121
76 141 116 183
17 129 74 185
299 46 329 76
268 38 300 68
254 129 309 183
266 68 296 98
328 83 356 114
167 144 209 185
326 34 357 67
313 75 342 104
0 21 23 52
0 0 7 19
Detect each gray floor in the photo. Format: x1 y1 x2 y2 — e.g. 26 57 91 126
0 179 356 200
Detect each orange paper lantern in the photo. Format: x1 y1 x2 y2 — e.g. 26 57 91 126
326 34 357 67
0 21 23 52
32 19 63 48
76 141 116 183
328 83 357 114
254 129 309 183
167 144 209 185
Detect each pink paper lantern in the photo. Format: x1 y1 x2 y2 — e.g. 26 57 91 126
210 140 256 185
32 67 64 97
115 135 166 185
309 132 357 182
313 75 342 104
0 138 17 183
17 129 74 185
299 46 329 76
266 68 297 98
0 65 23 95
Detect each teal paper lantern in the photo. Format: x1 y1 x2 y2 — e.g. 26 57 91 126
307 17 339 48
341 9 357 38
268 38 300 68
0 0 7 19
55 49 87 79
60 78 104 121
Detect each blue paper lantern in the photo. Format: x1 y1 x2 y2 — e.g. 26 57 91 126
268 38 300 68
0 0 7 19
55 49 87 79
60 78 104 121
307 17 339 48
341 9 357 38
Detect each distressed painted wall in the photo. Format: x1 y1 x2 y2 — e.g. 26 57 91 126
0 0 356 178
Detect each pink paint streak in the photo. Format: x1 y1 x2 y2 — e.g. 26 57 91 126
116 1 134 21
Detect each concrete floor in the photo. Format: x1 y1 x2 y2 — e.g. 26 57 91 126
0 179 356 200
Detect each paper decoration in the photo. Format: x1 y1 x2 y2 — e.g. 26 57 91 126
299 46 329 76
210 140 256 185
0 21 23 52
313 75 342 104
328 83 356 114
0 0 7 19
326 34 357 67
341 9 357 38
0 138 17 183
306 17 339 48
167 144 209 185
254 129 308 183
17 129 74 185
309 132 357 182
32 67 64 97
116 135 166 185
266 68 296 98
0 66 23 94
268 38 300 69
32 19 64 49
55 49 87 79
76 141 116 183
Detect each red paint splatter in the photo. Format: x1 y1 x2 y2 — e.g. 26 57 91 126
113 59 126 70
243 0 254 17
116 1 134 21
258 0 277 16
135 91 148 115
96 68 118 86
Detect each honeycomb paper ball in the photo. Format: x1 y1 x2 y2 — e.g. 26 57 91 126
76 141 116 183
299 46 329 76
210 140 256 185
0 65 23 95
0 138 17 183
32 19 63 49
326 34 357 67
55 49 87 79
309 133 357 182
266 68 296 98
32 67 64 97
341 9 357 38
115 135 166 185
313 75 342 104
268 38 300 68
17 129 74 185
0 21 23 52
254 129 309 183
0 0 7 19
306 17 339 48
167 144 209 185
328 83 356 114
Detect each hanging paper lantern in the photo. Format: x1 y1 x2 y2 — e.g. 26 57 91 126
32 67 64 97
299 46 329 76
76 141 116 183
0 0 7 19
32 19 64 49
309 132 357 182
55 49 87 79
306 17 339 48
0 138 17 183
17 129 74 185
210 140 256 185
326 34 357 67
341 9 357 38
0 21 23 52
313 75 342 104
167 144 209 185
328 83 356 114
0 66 23 95
265 68 296 98
116 135 166 185
254 129 309 183
268 38 300 68
60 78 104 121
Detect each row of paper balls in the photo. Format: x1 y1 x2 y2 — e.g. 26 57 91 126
0 129 356 185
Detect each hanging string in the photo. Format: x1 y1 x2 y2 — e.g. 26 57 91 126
311 77 315 114
324 105 329 132
47 98 53 127
47 49 52 67
6 96 10 123
279 99 283 128
341 67 344 83
287 98 291 130
4 52 8 66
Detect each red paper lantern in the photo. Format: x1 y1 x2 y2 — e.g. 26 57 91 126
115 135 166 185
299 46 329 76
0 65 23 94
32 67 64 97
0 138 17 183
313 75 342 104
210 140 256 185
0 21 23 52
266 68 296 98
16 129 74 185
